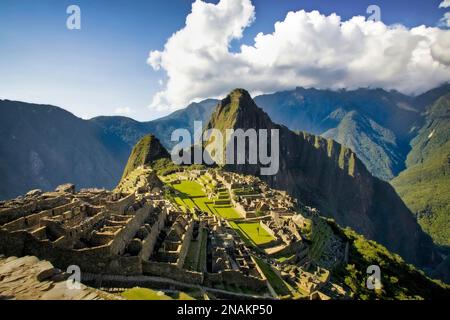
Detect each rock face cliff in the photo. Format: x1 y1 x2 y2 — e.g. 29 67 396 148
206 89 437 267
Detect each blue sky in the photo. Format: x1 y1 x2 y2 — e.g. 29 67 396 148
0 0 448 121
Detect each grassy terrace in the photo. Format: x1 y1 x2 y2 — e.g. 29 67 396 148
253 257 291 297
121 288 195 300
276 254 296 263
169 178 242 220
229 221 275 247
166 175 275 246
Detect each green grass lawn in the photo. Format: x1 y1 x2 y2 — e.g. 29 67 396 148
276 254 296 263
121 288 173 300
213 205 241 219
174 196 186 209
229 222 275 246
253 257 291 297
172 180 205 197
182 198 197 210
170 180 241 219
121 287 196 300
177 292 196 300
193 197 215 214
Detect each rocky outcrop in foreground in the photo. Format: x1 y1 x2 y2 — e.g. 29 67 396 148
0 255 120 300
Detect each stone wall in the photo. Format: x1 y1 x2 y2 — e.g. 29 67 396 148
109 204 151 255
140 209 167 261
0 230 142 274
44 209 109 248
176 220 194 268
142 261 204 285
105 193 135 214
203 270 267 292
0 195 70 225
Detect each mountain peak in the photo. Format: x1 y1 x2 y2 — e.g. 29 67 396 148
120 134 170 180
207 88 275 132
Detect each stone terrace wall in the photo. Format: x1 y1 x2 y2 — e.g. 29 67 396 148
176 220 194 268
140 209 167 261
0 230 142 274
105 193 135 214
109 204 151 255
142 261 204 285
203 270 267 292
0 195 69 225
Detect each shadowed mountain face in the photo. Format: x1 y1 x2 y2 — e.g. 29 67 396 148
205 89 437 267
0 99 217 200
0 100 131 199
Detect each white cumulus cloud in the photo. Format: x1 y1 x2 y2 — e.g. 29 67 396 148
148 0 450 112
439 0 450 8
439 12 450 28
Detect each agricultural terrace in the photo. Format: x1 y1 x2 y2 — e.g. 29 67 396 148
165 176 242 220
253 257 291 297
229 221 276 247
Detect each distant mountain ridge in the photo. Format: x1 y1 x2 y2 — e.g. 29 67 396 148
0 98 217 200
0 100 130 200
253 86 441 180
1 85 448 198
91 99 218 150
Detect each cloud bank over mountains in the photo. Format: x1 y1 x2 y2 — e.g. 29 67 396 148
148 0 450 112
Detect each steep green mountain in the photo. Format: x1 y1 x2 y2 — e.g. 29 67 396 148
120 134 170 180
254 87 423 180
392 94 450 247
0 100 130 200
205 89 437 268
326 218 449 299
